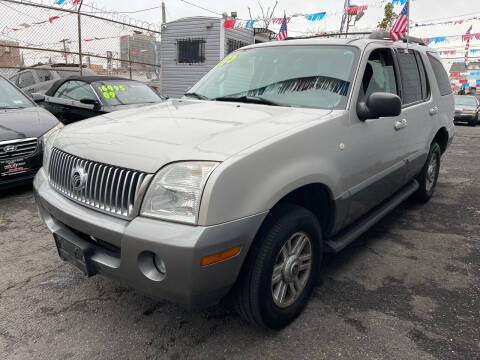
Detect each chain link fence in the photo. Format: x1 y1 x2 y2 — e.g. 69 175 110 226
0 0 161 83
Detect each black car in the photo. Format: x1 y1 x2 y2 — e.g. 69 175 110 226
35 76 164 124
0 76 61 190
454 95 480 127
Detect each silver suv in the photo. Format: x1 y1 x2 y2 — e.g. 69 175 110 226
9 65 96 95
34 32 455 329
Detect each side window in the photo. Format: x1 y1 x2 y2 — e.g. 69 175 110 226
427 53 452 96
396 50 424 105
9 74 19 85
18 71 35 88
55 81 96 101
35 69 54 82
360 48 398 100
414 52 430 101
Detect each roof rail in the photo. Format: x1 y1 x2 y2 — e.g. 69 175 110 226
369 30 427 46
285 30 427 46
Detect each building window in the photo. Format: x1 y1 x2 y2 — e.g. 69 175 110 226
4 47 10 54
177 39 205 63
227 39 249 54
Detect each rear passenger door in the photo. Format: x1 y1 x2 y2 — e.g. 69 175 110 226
394 48 435 181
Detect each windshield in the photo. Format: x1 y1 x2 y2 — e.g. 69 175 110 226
93 80 161 106
0 77 34 108
188 45 359 109
455 95 477 106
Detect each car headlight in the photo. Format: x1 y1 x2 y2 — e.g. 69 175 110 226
42 123 64 174
141 161 219 224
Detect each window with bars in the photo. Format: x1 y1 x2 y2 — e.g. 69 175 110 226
177 39 206 63
227 39 249 54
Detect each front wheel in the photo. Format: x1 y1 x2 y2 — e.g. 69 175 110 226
414 142 441 203
233 204 323 329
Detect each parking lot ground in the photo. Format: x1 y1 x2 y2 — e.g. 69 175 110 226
0 125 479 360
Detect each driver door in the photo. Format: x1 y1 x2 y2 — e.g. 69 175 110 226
343 46 408 226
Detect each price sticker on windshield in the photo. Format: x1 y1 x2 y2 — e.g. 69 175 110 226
219 51 242 67
97 84 126 99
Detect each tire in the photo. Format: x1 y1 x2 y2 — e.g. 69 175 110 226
233 203 323 329
414 142 441 203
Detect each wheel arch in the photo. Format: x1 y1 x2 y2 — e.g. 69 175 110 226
432 127 449 154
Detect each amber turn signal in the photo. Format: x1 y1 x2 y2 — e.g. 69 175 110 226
201 246 241 266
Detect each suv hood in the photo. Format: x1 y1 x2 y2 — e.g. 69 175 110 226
55 99 332 173
0 107 59 142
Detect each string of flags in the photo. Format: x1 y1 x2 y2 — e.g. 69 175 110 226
423 33 480 45
223 11 329 29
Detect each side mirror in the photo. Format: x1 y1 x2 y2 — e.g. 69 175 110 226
80 98 100 107
357 92 402 121
31 93 45 103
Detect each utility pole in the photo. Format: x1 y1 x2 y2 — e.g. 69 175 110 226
162 1 166 24
59 39 70 64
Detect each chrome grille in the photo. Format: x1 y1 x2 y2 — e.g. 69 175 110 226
0 138 38 161
48 148 151 219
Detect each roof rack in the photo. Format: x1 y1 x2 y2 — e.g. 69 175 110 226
286 30 427 46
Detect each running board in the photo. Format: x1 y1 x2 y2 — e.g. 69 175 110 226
325 180 419 253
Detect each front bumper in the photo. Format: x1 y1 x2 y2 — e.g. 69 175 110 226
34 168 267 308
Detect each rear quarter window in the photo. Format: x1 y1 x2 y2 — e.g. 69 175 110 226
427 53 452 96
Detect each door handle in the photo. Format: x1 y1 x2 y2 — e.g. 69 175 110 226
394 119 407 131
429 107 439 116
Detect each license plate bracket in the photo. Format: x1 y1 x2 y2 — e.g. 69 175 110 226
0 157 30 177
54 234 97 277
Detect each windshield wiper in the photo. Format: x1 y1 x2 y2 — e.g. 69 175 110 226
184 92 210 100
0 106 25 110
214 95 290 107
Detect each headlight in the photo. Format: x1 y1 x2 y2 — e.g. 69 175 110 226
141 161 219 224
42 123 64 174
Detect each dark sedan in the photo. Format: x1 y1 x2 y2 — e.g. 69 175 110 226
454 95 479 127
0 76 61 190
35 76 164 124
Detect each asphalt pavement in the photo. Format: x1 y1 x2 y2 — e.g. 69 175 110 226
0 125 479 360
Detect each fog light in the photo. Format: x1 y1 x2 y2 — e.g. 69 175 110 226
138 251 167 282
154 255 166 275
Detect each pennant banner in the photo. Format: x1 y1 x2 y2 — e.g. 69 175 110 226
347 5 368 14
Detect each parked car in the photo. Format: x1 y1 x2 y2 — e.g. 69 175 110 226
0 76 61 190
34 32 455 329
9 64 96 95
35 76 164 124
454 95 479 126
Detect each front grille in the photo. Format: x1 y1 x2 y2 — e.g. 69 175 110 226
0 138 38 161
48 148 151 219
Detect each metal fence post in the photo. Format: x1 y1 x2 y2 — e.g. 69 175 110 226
77 0 84 75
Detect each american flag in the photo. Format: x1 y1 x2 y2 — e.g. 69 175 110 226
465 25 473 64
276 13 288 41
390 1 409 42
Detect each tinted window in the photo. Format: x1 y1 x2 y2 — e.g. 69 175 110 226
415 52 430 100
35 69 54 82
92 80 161 106
17 71 35 88
189 46 359 110
0 77 34 108
397 51 423 104
361 48 398 100
55 81 96 101
427 53 452 96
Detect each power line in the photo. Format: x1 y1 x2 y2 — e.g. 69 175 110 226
178 0 223 17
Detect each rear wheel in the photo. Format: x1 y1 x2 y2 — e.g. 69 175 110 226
233 204 322 329
414 142 441 203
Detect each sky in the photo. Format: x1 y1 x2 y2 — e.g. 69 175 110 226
2 0 480 68
93 0 480 64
